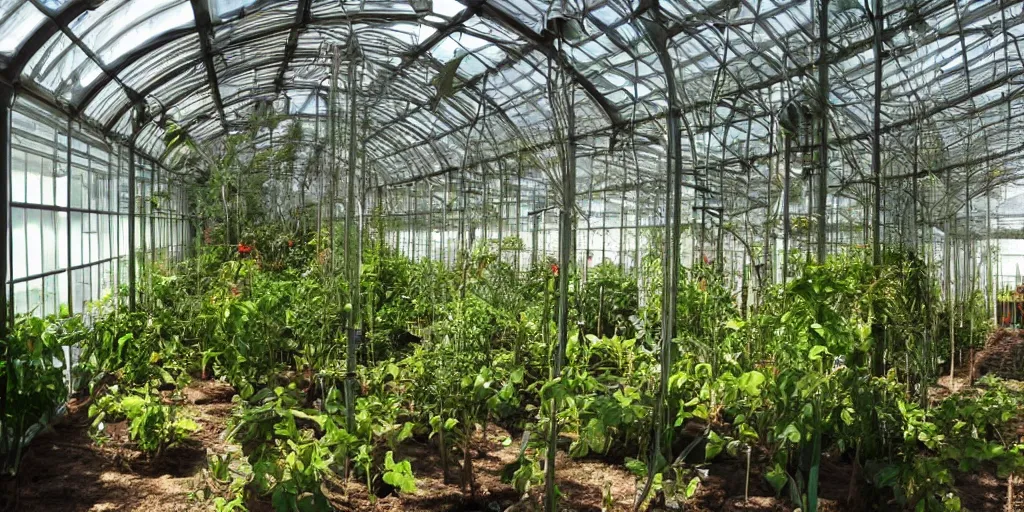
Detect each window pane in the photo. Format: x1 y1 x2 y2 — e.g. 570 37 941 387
11 208 26 280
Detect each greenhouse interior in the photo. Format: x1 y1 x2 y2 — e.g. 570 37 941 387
4 0 1024 511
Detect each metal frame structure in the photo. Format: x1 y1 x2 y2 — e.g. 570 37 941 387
2 0 1024 505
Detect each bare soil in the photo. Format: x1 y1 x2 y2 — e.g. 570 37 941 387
11 379 237 512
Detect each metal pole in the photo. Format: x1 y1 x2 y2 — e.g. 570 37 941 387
66 117 74 314
0 84 11 335
443 173 449 264
870 0 885 377
637 14 684 505
515 163 522 270
328 45 340 274
344 52 362 434
0 83 10 467
782 133 792 287
127 134 137 311
816 0 830 263
544 52 577 512
656 24 684 481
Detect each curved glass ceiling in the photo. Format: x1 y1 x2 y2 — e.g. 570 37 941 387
0 0 1021 218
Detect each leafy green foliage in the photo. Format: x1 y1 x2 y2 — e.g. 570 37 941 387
383 451 417 493
1 313 71 475
89 383 197 455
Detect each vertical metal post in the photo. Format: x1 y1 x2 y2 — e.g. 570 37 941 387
66 117 74 314
654 16 683 485
544 54 577 512
128 107 140 312
618 156 627 268
816 0 830 263
443 173 449 264
139 160 148 308
0 84 10 467
870 0 885 378
344 52 362 434
515 164 522 270
0 84 11 337
497 164 504 262
427 183 433 261
328 45 340 274
782 134 792 286
634 154 641 272
482 165 489 243
127 147 136 311
531 212 539 268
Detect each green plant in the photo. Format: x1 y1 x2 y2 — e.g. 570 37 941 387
89 383 198 455
1 313 70 475
382 450 417 493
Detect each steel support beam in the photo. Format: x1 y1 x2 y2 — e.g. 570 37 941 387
472 2 622 127
274 0 315 94
816 0 830 264
0 84 11 337
637 10 684 506
344 53 362 435
189 0 227 129
128 116 139 311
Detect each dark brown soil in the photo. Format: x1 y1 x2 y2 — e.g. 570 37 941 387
282 424 639 512
685 453 870 512
10 380 237 512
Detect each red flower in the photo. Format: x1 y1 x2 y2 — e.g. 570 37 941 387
551 263 559 276
287 239 294 248
238 243 252 255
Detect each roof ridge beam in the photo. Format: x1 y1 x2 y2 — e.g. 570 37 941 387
471 1 622 126
364 2 481 100
190 0 227 130
273 0 314 94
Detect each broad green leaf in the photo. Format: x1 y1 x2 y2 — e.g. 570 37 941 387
737 371 766 397
705 430 725 460
809 345 829 361
780 423 802 443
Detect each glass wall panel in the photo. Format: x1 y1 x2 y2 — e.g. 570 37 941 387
8 96 189 319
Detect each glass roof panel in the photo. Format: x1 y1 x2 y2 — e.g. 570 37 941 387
24 36 103 102
84 78 130 126
211 0 258 21
0 0 1021 217
0 2 47 62
116 33 202 93
70 0 194 65
213 1 294 44
311 0 414 20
